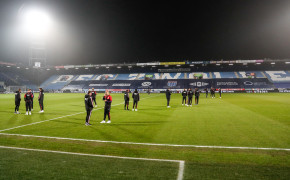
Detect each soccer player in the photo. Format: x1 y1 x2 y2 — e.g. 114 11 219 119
38 88 44 113
24 89 34 115
211 87 215 98
166 88 171 108
187 88 194 106
31 90 34 111
219 88 222 98
181 88 187 105
91 88 97 106
85 91 94 126
14 88 21 114
195 88 200 105
101 90 112 123
124 89 130 110
205 88 208 98
132 89 140 111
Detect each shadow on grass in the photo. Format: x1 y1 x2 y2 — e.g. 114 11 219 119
7 114 19 125
51 119 82 125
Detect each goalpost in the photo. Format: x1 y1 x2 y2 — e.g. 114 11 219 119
6 86 27 93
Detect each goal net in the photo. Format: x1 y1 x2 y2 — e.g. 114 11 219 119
7 86 27 93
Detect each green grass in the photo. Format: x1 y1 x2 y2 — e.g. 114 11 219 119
0 148 179 180
0 93 289 179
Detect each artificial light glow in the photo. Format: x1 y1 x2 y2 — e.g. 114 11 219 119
285 62 290 64
152 66 156 67
85 68 88 69
17 67 20 69
106 67 109 69
271 62 275 64
229 64 233 66
256 63 261 65
190 64 194 66
6 66 10 67
75 68 79 69
25 68 29 70
117 66 121 68
216 64 220 66
176 65 181 67
20 8 53 36
46 68 50 70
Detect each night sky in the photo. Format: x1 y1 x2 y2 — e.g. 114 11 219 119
0 0 290 65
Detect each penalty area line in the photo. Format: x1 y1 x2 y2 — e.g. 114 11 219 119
0 133 289 151
0 94 160 133
0 145 185 180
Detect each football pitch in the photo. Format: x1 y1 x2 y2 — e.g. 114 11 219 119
0 93 289 179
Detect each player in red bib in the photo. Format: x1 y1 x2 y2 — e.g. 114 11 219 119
100 90 112 123
24 89 34 115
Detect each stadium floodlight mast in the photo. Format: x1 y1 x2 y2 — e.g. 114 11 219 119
18 4 53 69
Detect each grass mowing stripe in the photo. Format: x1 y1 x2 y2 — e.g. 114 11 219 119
0 145 185 180
0 94 161 133
1 132 289 151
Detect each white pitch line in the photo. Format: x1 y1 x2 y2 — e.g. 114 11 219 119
0 145 185 180
177 161 185 180
0 133 289 151
0 94 160 133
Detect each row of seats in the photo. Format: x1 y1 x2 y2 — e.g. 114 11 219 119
41 71 289 81
0 72 38 90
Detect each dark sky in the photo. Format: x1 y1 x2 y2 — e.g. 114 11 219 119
0 0 290 65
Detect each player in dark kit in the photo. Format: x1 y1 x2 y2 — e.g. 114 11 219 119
205 88 208 98
84 91 94 126
101 90 112 123
124 89 130 110
31 90 34 111
147 87 150 95
132 89 140 111
211 88 215 98
181 89 187 106
166 88 171 108
187 88 194 106
24 89 34 115
91 88 97 106
219 88 222 98
195 88 200 105
38 88 44 113
14 89 21 114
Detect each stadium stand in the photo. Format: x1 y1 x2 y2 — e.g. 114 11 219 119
1 61 290 92
34 71 289 91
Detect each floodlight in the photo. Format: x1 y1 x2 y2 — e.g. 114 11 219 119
19 7 52 36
